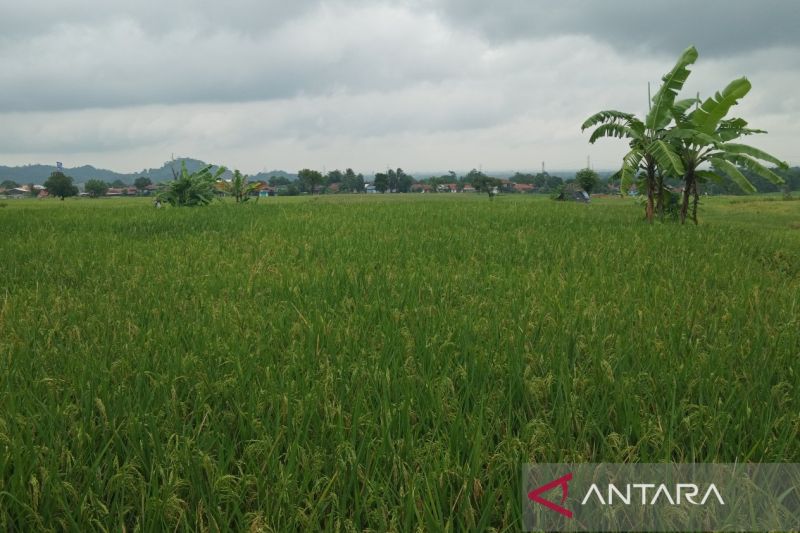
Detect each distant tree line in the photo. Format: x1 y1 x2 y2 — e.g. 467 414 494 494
276 168 366 195
7 161 796 203
82 177 155 197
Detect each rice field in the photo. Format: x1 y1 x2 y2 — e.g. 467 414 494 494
1 194 798 531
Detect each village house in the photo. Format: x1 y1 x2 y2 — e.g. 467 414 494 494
252 181 275 197
2 187 29 198
1 185 45 198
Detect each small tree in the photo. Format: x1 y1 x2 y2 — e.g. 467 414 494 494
134 177 152 194
298 169 324 194
552 182 587 202
373 173 389 193
269 175 291 187
158 161 226 207
84 179 109 197
544 175 564 192
325 169 344 185
469 169 502 198
397 170 415 193
222 170 259 203
44 171 78 200
667 78 787 224
341 168 365 193
0 180 19 190
582 46 697 222
575 168 599 195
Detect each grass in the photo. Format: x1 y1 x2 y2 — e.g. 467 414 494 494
1 194 798 531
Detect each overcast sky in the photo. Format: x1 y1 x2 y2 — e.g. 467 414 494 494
1 0 798 174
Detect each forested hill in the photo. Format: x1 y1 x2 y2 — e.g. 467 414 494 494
0 159 297 185
0 164 129 185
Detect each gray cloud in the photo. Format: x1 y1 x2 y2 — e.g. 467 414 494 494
0 2 479 112
428 0 800 56
0 1 319 41
0 0 798 171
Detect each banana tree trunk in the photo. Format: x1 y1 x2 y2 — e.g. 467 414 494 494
680 169 694 225
655 171 664 219
645 159 656 223
691 179 699 225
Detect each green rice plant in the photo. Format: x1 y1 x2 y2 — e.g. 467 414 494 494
0 194 797 530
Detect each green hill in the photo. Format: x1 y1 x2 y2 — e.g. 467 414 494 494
0 158 298 185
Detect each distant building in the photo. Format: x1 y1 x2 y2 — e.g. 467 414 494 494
251 181 274 197
4 187 29 198
2 185 42 198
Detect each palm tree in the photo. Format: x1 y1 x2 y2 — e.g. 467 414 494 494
582 46 697 222
158 161 227 207
667 78 788 223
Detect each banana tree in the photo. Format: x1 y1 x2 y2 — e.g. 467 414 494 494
667 77 787 224
582 46 697 222
158 161 227 207
221 169 260 203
